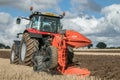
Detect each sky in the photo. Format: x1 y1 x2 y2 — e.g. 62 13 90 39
0 0 120 47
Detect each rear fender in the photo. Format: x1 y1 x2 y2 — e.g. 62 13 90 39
29 32 42 38
24 29 42 39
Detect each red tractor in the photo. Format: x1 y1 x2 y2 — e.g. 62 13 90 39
10 9 91 76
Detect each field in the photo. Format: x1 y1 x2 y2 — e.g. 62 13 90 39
73 55 120 80
0 49 11 59
0 49 120 80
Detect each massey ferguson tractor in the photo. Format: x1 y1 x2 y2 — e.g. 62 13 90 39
10 8 91 76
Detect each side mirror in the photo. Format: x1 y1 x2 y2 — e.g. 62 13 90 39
16 18 21 24
16 33 23 38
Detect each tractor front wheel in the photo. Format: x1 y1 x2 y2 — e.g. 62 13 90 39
10 44 19 64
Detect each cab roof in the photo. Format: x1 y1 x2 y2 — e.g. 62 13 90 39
29 11 62 19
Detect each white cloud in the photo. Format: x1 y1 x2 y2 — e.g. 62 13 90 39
0 12 28 46
101 4 120 32
63 15 98 34
0 0 59 11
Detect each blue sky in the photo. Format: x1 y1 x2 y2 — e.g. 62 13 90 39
95 0 120 7
0 0 120 47
0 0 119 17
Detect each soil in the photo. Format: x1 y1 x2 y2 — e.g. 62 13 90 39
0 51 120 80
0 51 10 59
73 55 120 80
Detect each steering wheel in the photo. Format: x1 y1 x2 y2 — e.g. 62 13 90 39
42 23 52 32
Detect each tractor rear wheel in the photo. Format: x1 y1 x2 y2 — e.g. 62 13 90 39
19 33 39 66
32 46 58 72
10 44 19 64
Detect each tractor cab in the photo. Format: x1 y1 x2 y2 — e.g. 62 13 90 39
17 12 64 33
29 12 63 33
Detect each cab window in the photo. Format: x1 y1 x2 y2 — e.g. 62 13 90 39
31 16 41 30
40 16 60 33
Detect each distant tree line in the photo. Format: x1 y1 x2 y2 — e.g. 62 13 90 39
87 42 120 49
96 42 107 49
0 43 10 49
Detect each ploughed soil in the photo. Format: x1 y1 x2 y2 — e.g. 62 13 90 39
0 50 10 59
73 55 120 80
0 50 120 80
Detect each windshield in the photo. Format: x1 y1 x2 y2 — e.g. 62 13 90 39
40 16 61 33
31 15 61 33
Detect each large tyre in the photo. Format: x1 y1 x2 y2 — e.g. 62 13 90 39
19 33 39 66
10 44 19 64
46 46 58 69
32 46 58 72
